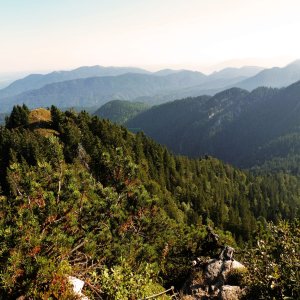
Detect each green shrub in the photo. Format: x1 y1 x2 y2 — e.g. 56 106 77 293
97 259 168 300
243 220 300 299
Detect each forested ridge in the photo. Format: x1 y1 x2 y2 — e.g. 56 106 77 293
126 81 300 174
0 105 299 299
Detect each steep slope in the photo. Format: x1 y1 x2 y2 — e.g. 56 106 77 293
214 81 300 166
126 82 300 170
0 107 299 298
94 100 150 124
126 95 212 150
126 88 251 155
2 106 299 237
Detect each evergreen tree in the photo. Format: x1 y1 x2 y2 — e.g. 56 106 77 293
5 104 30 129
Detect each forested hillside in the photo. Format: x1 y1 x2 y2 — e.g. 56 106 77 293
127 81 300 172
94 100 150 124
0 105 299 298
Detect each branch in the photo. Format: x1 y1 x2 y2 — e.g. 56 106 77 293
56 162 63 203
69 240 86 255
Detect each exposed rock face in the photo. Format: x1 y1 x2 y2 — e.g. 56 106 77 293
182 245 246 300
206 259 224 284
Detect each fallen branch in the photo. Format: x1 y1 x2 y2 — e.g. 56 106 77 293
139 286 175 300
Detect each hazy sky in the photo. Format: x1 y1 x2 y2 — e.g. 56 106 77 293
1 0 300 74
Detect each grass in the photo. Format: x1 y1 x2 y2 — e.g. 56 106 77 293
29 108 52 124
28 108 59 137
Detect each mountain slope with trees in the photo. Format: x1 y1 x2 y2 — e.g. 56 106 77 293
94 100 150 124
126 81 300 172
0 106 299 298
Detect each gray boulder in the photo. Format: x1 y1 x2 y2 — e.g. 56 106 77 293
182 245 246 300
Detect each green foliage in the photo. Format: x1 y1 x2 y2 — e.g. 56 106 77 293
97 260 159 300
226 268 248 286
0 107 299 297
5 104 30 129
243 220 300 299
94 100 149 124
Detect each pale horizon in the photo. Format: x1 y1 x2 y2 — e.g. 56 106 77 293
1 0 300 74
0 56 297 77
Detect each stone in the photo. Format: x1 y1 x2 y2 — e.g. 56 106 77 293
68 276 89 300
219 285 245 300
231 260 245 270
181 245 246 300
219 246 234 260
205 259 223 284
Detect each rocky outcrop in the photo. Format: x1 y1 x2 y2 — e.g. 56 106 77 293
182 246 246 300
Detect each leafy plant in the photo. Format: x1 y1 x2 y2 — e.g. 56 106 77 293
97 259 163 300
243 220 300 299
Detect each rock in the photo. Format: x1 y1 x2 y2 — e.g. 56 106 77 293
68 276 89 300
205 259 223 284
219 285 245 300
204 258 245 286
219 246 234 260
231 260 245 270
181 245 246 300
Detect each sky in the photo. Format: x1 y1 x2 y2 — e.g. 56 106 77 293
1 0 300 75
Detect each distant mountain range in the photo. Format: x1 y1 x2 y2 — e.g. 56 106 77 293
1 60 300 113
0 72 206 111
0 65 263 112
126 80 300 171
0 66 150 100
234 60 300 90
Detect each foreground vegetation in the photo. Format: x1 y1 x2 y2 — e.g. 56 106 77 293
243 220 299 299
0 105 299 299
